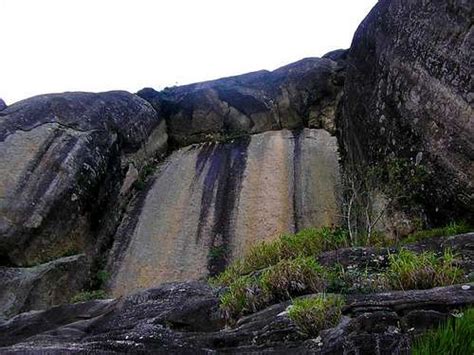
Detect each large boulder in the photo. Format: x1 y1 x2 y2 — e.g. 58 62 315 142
338 0 473 224
139 56 345 146
0 91 167 267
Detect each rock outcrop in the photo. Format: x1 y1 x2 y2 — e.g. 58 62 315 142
139 56 345 146
0 280 472 354
338 0 474 224
0 91 167 316
0 0 472 352
108 128 341 296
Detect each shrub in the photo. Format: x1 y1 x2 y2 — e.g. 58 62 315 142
411 307 474 355
71 290 107 303
402 221 472 244
260 257 328 301
386 249 464 290
288 294 344 336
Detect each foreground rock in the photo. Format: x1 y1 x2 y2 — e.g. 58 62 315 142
0 281 472 354
107 128 341 296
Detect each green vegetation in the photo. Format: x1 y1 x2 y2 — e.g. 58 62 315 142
219 257 329 321
71 290 107 303
288 294 344 336
133 162 157 191
259 257 328 301
211 227 349 287
212 226 467 324
402 221 472 245
327 264 389 294
411 307 474 355
386 249 464 290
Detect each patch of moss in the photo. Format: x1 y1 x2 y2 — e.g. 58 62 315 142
71 290 107 303
402 221 472 245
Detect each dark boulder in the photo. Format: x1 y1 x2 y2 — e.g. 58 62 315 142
0 98 6 111
338 0 474 224
138 56 346 146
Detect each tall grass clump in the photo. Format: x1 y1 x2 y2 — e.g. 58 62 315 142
219 257 330 321
288 294 344 336
411 307 474 355
211 227 349 286
386 249 464 290
259 257 328 301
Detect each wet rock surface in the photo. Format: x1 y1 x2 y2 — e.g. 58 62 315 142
108 128 341 296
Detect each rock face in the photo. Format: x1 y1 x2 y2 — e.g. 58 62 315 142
108 128 341 296
0 91 167 317
0 91 167 266
0 0 473 352
339 0 474 223
0 99 6 111
139 56 345 146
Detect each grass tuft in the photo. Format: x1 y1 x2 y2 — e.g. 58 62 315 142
260 257 328 301
411 307 474 355
386 249 464 290
402 221 472 244
71 290 107 303
288 294 344 336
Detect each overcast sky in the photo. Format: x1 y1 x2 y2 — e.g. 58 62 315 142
0 0 377 105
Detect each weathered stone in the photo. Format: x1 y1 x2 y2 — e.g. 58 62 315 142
138 56 345 146
0 91 167 267
0 282 472 354
0 254 89 320
0 98 6 111
338 0 474 224
107 128 341 296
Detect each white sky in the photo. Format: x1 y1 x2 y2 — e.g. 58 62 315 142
0 0 377 105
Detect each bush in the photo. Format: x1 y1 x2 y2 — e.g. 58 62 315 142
71 290 107 303
288 294 344 336
327 264 389 294
411 307 474 355
402 221 472 244
386 249 464 290
260 257 328 301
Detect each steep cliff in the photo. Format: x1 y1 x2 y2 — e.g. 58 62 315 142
338 0 473 228
108 128 340 296
0 0 473 353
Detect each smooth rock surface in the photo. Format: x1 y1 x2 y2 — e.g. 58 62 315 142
0 91 167 266
108 128 341 296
